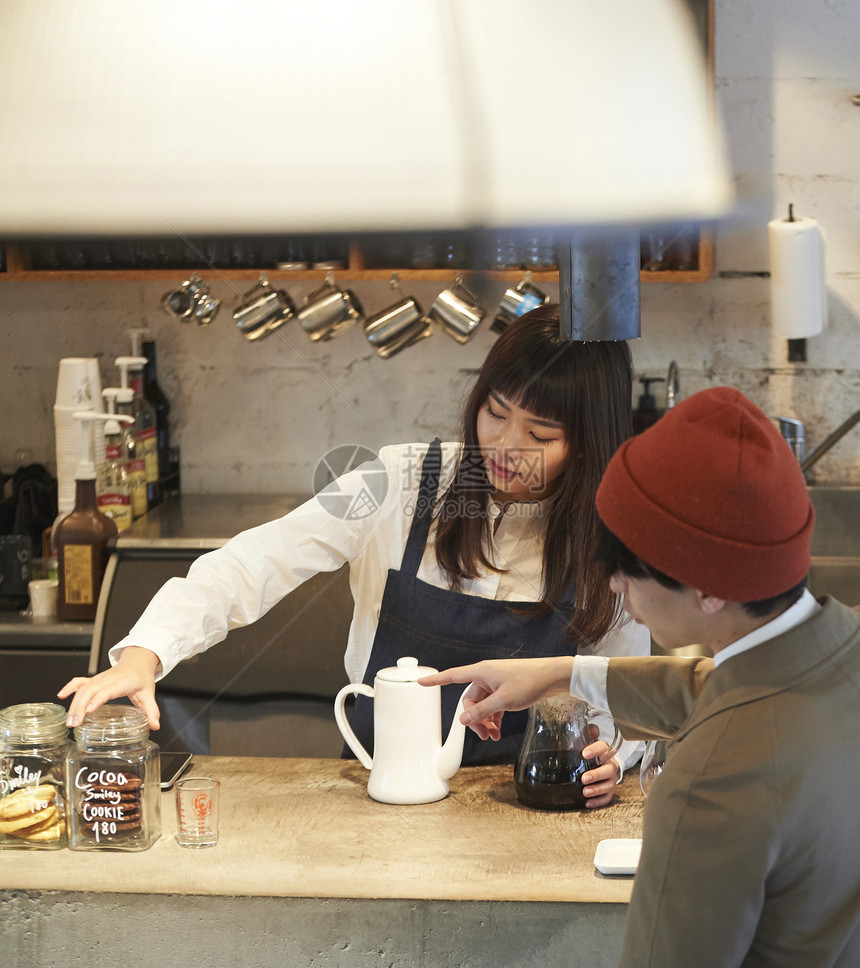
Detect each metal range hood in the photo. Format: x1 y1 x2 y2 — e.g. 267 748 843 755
0 0 731 240
558 231 643 341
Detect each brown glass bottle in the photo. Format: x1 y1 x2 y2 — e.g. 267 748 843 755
55 478 118 621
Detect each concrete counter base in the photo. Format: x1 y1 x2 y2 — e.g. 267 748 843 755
3 891 628 968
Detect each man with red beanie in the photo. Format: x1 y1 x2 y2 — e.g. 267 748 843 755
421 386 860 967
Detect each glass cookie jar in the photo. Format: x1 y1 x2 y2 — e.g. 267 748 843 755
0 702 70 850
67 704 161 851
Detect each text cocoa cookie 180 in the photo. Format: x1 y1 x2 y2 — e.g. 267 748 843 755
78 774 143 841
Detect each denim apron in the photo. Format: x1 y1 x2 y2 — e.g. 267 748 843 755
347 438 579 765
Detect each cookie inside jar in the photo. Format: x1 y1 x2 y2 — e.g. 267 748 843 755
67 705 161 851
0 702 70 850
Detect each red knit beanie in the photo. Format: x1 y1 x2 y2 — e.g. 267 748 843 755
596 386 814 600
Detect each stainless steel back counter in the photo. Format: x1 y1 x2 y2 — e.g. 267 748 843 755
116 493 310 550
95 494 354 757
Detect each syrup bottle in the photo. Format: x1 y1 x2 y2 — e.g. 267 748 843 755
55 412 118 622
129 330 172 496
116 356 160 508
114 387 148 520
95 393 134 534
141 337 171 490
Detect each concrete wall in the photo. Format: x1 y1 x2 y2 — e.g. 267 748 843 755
2 892 628 968
2 0 858 491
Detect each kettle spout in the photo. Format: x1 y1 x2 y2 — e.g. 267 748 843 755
437 685 470 780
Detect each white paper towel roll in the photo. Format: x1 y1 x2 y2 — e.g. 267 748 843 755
768 211 826 339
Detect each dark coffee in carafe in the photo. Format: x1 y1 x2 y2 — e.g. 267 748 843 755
514 748 597 810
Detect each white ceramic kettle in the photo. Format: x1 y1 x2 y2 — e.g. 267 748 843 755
334 656 470 804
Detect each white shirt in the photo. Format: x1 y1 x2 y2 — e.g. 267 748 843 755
711 589 821 667
111 441 649 767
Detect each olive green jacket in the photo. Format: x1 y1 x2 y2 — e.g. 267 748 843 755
607 596 860 968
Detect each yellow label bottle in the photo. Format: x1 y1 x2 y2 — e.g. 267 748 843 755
56 479 117 622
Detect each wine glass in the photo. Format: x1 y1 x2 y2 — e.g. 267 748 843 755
639 739 667 797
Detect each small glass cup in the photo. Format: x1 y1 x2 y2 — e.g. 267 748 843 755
28 579 58 621
175 776 220 848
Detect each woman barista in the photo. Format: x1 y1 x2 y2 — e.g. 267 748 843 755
59 305 649 807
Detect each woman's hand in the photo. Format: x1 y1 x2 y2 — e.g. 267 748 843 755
419 656 575 736
57 646 162 729
581 738 621 809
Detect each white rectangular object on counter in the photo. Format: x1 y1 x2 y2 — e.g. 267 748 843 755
594 838 642 875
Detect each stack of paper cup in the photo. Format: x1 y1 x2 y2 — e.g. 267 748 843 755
86 359 105 470
54 358 103 514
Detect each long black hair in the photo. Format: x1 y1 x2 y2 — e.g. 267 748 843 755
434 304 633 645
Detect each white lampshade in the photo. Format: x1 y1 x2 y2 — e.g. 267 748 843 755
0 0 731 235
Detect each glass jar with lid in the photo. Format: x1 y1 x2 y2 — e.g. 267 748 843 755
0 702 70 850
66 704 161 851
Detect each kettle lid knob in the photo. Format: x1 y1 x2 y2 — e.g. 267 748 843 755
376 656 438 682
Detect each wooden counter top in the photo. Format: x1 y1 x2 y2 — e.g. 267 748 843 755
1 756 644 903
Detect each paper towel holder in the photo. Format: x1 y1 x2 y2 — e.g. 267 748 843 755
787 339 807 363
786 203 807 361
785 204 807 362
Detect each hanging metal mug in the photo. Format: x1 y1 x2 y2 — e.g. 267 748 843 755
161 272 208 320
233 272 295 341
491 271 550 334
428 274 486 344
364 275 432 359
191 290 221 326
297 272 364 342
